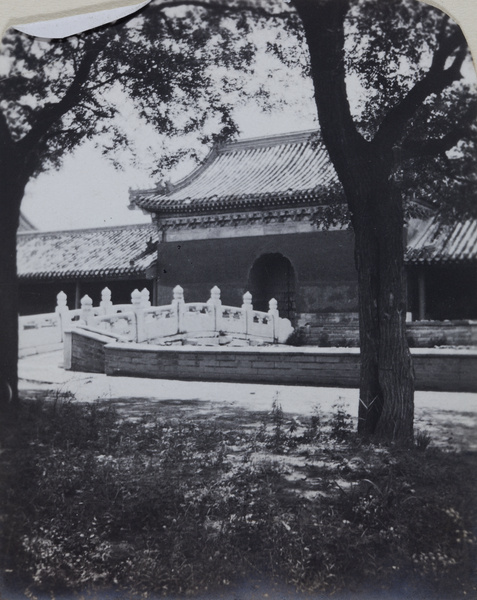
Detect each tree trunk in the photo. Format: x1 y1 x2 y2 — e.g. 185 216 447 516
0 154 26 407
353 161 414 442
293 0 414 444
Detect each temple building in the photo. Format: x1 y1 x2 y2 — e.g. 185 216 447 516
18 130 477 325
130 129 477 324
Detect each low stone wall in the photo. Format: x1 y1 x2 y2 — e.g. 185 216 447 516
297 313 477 348
104 345 362 387
411 350 477 392
100 342 477 392
64 329 120 373
407 321 477 347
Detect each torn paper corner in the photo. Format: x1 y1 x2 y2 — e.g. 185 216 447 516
14 1 151 39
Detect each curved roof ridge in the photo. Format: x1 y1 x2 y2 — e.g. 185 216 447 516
158 129 321 197
217 128 320 153
164 145 221 196
132 129 339 216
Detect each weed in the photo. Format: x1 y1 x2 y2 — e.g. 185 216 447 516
286 327 309 347
268 396 287 453
0 396 475 598
415 429 432 451
335 337 353 347
302 405 323 443
318 332 331 347
330 403 353 441
429 336 448 347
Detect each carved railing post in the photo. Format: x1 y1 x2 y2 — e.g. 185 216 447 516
100 287 113 315
207 285 222 332
55 291 70 341
80 295 93 326
131 288 145 342
172 285 185 333
268 298 279 343
242 291 253 336
141 288 151 308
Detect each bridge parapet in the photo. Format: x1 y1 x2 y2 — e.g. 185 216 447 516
58 285 293 346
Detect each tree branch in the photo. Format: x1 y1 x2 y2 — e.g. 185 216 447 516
85 74 118 92
373 26 467 150
17 33 109 158
14 0 291 163
292 0 368 213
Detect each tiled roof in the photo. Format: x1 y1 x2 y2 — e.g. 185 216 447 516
17 223 157 281
406 218 477 264
132 130 342 215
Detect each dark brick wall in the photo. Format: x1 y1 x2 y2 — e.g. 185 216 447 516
156 230 358 314
407 322 477 347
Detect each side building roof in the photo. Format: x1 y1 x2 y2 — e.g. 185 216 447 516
16 216 477 283
131 130 343 216
406 218 477 265
17 223 158 281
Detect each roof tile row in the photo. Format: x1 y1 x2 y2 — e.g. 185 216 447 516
132 130 342 214
17 223 157 281
406 218 477 264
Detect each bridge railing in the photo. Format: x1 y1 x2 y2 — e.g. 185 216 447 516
57 284 293 344
18 312 63 355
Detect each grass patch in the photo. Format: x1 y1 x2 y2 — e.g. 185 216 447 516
0 395 476 597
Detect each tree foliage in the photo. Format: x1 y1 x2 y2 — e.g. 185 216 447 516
344 0 476 219
2 0 473 210
0 5 257 178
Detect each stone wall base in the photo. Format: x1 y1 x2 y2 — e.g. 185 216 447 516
65 329 477 393
297 313 477 348
98 343 476 392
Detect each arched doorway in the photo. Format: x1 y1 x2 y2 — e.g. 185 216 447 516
248 253 296 320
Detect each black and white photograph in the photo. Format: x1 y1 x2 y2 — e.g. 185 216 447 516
0 0 476 597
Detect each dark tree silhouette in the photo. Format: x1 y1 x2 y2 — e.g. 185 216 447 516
292 0 475 443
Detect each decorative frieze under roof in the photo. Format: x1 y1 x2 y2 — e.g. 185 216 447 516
17 223 158 281
131 130 343 216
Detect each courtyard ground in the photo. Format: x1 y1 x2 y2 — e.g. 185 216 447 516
19 350 477 452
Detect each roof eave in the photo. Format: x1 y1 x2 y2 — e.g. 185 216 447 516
136 189 342 217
